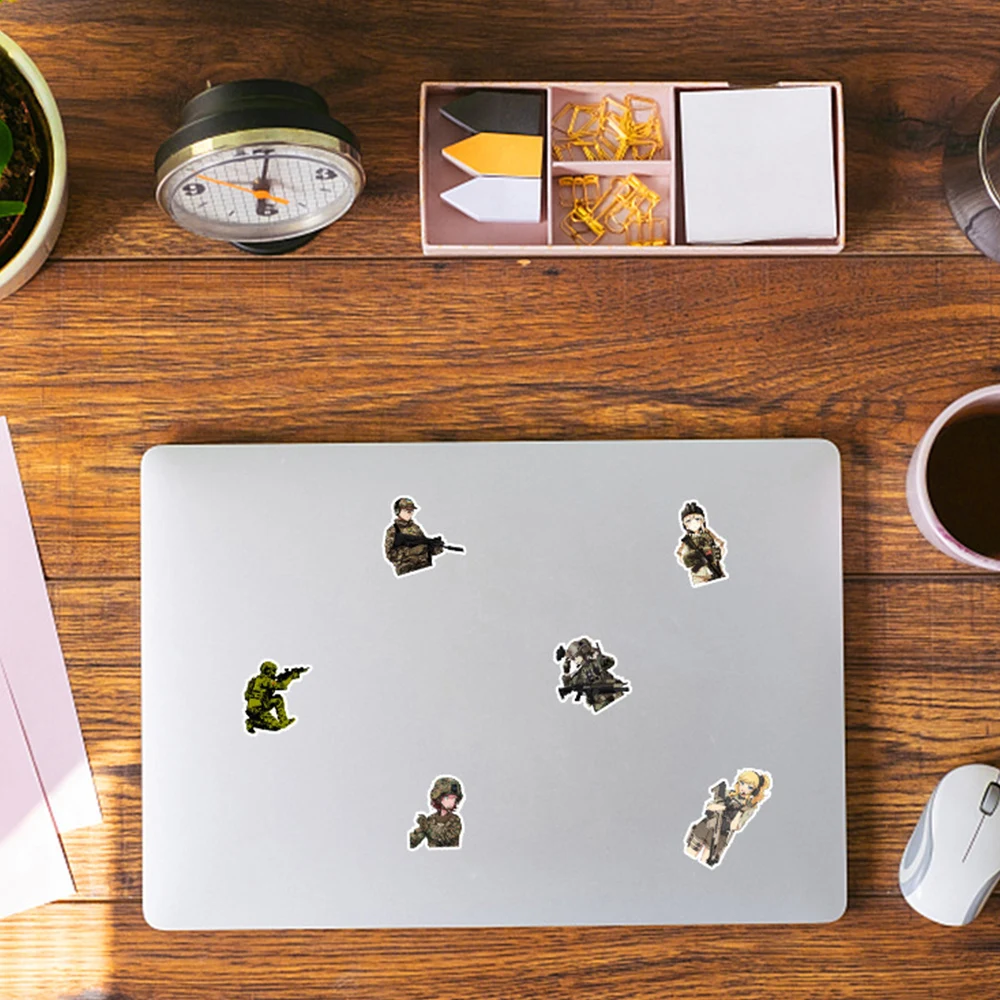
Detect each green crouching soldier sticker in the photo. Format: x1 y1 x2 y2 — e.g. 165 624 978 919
684 768 772 868
408 776 464 849
383 497 465 577
555 636 630 714
675 500 727 587
243 660 310 734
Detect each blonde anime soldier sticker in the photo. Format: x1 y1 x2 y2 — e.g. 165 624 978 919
408 776 464 849
675 500 727 586
684 768 772 868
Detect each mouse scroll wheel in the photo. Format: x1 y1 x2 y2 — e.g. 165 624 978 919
981 782 1000 816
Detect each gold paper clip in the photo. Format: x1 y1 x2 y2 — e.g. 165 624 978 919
601 176 642 234
626 213 669 246
557 174 599 209
560 208 605 245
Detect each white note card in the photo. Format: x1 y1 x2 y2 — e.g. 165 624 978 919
680 86 838 244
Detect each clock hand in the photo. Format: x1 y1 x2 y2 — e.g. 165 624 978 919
253 154 276 217
195 174 289 205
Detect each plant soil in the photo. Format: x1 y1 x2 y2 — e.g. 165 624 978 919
0 46 48 264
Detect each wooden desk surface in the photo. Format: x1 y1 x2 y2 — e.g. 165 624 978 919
1 1 998 997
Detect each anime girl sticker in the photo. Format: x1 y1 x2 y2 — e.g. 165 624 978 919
675 500 727 587
684 768 772 868
408 776 465 849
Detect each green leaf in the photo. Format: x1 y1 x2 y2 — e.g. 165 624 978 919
0 122 25 215
0 119 12 175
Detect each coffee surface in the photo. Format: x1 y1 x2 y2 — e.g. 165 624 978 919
926 412 1000 558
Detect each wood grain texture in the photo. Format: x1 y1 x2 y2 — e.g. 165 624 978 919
55 577 1000 902
1 0 999 256
0 898 998 1000
0 256 997 576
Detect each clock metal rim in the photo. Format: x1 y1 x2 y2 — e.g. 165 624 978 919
154 127 365 243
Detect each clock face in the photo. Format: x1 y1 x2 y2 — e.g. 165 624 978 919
156 136 363 243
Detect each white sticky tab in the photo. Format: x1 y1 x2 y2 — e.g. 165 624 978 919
440 177 542 223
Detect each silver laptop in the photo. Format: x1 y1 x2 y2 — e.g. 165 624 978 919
142 439 845 929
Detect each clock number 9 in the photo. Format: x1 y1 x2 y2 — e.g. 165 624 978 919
182 182 206 197
315 167 338 180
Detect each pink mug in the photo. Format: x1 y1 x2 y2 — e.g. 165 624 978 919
906 385 1000 570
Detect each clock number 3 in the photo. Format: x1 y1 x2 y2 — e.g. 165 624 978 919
315 167 338 180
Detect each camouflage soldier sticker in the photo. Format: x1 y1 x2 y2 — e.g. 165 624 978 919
555 636 630 714
684 768 772 868
676 500 727 587
408 775 464 850
243 660 310 734
383 497 465 577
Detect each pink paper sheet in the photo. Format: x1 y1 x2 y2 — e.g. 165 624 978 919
0 417 101 832
0 662 74 918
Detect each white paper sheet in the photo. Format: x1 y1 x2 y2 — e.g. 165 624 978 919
680 86 838 244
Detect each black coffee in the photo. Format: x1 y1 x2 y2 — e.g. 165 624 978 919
926 412 1000 558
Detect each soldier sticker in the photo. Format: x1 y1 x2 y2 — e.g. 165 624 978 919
383 497 465 577
684 768 772 868
555 636 630 713
243 660 310 734
408 775 464 849
676 500 727 587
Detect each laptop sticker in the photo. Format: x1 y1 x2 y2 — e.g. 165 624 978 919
383 496 465 577
676 500 727 586
555 636 630 713
684 768 772 868
408 776 464 849
243 660 310 734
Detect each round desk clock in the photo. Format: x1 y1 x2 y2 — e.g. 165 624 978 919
154 79 364 254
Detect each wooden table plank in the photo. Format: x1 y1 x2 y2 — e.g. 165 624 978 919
0 898 997 1000
57 576 1000 901
2 0 1000 257
1 257 995 578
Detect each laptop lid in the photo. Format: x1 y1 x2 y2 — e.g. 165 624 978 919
141 439 845 928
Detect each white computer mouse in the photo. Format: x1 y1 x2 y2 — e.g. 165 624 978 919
900 763 1000 926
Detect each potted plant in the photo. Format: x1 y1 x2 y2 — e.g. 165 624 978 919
0 28 67 300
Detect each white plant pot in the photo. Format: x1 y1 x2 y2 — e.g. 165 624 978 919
0 31 67 301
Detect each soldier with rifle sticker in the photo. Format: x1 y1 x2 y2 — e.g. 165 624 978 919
675 500 727 587
554 636 630 713
243 660 310 734
684 768 772 868
408 776 464 849
383 497 465 577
